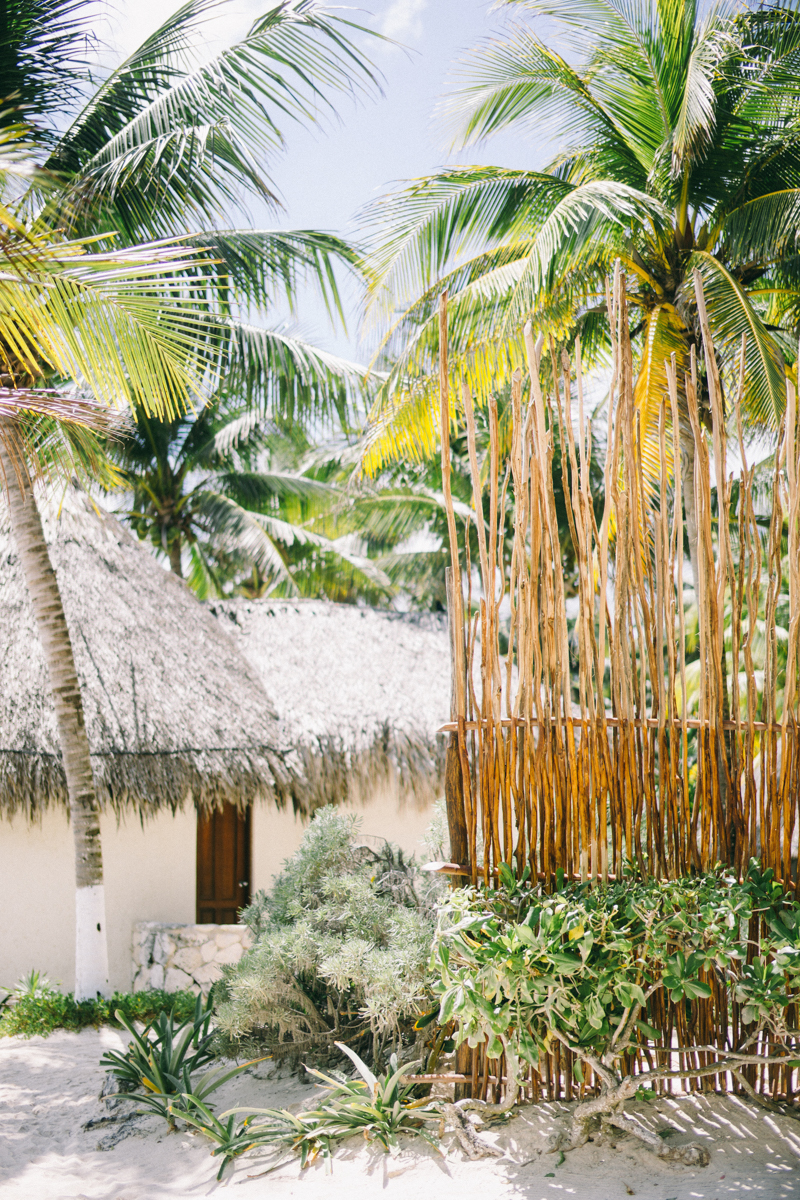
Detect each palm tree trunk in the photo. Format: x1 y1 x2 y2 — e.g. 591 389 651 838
0 440 110 1000
168 532 182 577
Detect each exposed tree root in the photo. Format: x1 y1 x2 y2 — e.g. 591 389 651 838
548 1075 709 1167
443 1103 504 1158
443 1049 522 1157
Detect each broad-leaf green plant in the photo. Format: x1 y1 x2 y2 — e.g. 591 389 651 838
432 864 800 1160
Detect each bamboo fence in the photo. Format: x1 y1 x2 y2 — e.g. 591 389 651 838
437 270 800 1100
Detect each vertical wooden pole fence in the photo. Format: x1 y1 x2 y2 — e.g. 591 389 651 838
435 277 800 1101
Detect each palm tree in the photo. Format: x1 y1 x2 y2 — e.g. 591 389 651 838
11 0 381 412
0 0 382 996
0 197 238 998
361 0 800 578
112 397 393 602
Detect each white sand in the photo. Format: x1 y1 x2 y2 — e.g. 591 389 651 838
1 1028 799 1200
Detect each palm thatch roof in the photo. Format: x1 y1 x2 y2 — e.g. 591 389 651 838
208 599 450 808
0 482 297 819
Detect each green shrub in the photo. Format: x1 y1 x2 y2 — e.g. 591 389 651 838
431 862 800 1157
0 973 198 1038
435 863 800 1064
213 808 443 1066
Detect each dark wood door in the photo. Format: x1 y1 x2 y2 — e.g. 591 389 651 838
196 803 251 923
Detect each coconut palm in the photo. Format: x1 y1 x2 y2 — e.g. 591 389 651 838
0 0 382 998
8 0 382 420
112 397 394 602
0 203 244 998
361 0 800 573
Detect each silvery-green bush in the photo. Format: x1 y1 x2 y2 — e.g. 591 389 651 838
212 808 442 1065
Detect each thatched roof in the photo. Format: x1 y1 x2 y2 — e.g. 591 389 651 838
0 482 297 819
208 599 450 808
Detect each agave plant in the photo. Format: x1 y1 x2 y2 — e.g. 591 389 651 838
171 1041 440 1179
100 995 261 1129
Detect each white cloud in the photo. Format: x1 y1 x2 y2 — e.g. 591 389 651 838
379 0 428 42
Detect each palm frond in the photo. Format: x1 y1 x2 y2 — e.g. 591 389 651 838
186 539 225 600
196 489 297 585
438 23 624 153
0 0 94 132
49 0 382 239
0 235 222 415
182 228 362 320
216 469 333 509
329 485 473 546
362 167 575 316
218 320 373 422
0 387 124 490
672 13 734 174
689 251 786 426
719 189 800 264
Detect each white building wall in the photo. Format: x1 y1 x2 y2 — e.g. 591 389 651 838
0 807 195 993
0 785 436 996
251 784 436 893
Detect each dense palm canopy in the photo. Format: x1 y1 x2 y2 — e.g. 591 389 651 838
361 0 800 470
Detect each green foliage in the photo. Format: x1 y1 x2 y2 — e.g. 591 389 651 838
112 400 391 600
432 865 800 1073
0 975 197 1038
345 380 606 610
214 808 442 1065
100 994 257 1127
362 0 800 470
171 1041 440 1179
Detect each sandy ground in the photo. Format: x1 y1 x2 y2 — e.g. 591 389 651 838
1 1029 799 1200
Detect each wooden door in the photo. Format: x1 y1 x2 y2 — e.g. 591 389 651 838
196 803 251 923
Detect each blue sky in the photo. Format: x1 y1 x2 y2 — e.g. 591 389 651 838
101 1 553 361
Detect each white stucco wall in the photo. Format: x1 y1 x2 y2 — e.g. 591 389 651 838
0 784 436 996
0 806 195 993
251 784 437 893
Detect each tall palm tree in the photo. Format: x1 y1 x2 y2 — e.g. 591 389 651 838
0 0 382 997
361 0 800 568
0 196 237 998
113 398 393 602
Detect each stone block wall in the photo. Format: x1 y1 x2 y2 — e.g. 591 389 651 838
132 922 252 995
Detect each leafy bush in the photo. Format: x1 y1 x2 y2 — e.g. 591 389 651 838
432 863 800 1160
0 973 198 1038
172 1041 440 1179
213 808 442 1066
100 995 257 1128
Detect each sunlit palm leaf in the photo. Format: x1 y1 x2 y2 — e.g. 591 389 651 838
688 251 786 425
49 0 382 240
0 235 219 414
